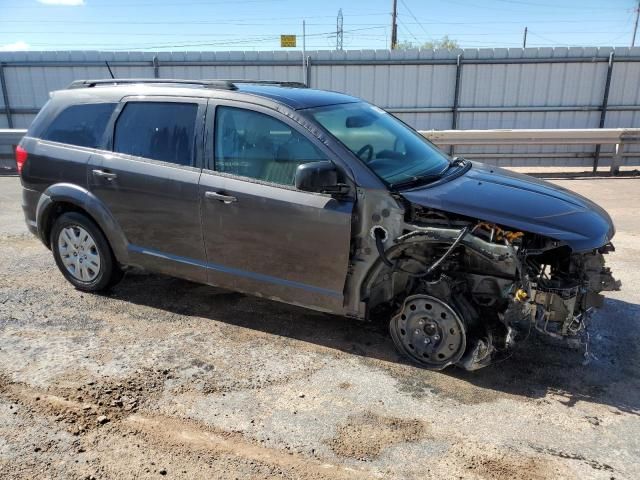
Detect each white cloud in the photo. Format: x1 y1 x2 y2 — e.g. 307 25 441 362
0 41 29 51
37 0 85 5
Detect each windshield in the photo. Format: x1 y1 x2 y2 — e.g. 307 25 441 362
307 102 450 186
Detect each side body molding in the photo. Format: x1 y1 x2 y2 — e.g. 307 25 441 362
36 183 130 264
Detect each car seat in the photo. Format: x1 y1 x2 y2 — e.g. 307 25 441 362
262 133 320 185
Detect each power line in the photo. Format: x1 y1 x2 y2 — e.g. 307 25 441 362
0 1 633 51
445 0 625 13
14 26 387 50
492 0 633 10
3 0 285 7
399 0 428 36
1 30 631 38
633 0 640 47
0 20 384 26
526 31 627 47
0 17 627 26
397 20 420 44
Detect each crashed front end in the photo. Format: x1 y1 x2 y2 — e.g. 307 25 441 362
362 163 621 370
528 241 620 344
370 215 621 371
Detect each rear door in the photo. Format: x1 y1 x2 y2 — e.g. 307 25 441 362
88 96 208 282
199 101 354 312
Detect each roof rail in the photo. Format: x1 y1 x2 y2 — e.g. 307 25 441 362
66 78 308 91
219 79 308 88
67 79 238 90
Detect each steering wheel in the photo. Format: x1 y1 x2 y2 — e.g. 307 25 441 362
356 144 374 162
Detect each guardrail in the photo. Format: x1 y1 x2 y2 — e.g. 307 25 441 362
1 128 639 174
421 128 640 174
0 129 27 144
0 129 26 174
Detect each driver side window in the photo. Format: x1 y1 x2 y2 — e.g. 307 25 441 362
214 106 327 186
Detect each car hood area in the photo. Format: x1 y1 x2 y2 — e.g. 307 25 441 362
401 162 615 252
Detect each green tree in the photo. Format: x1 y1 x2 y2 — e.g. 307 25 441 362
396 35 459 50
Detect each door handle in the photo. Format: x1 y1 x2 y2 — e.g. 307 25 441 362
205 191 237 204
92 169 118 180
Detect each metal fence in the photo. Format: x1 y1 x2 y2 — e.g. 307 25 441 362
3 127 638 175
2 47 640 167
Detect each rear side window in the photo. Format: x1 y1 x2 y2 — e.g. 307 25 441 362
113 102 198 166
42 103 116 148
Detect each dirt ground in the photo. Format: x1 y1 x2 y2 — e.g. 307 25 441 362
0 174 639 480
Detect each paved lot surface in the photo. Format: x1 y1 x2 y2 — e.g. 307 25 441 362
0 174 639 480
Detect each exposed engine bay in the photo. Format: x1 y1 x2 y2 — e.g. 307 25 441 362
364 206 621 371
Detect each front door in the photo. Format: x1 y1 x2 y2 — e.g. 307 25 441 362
89 97 207 282
199 102 354 313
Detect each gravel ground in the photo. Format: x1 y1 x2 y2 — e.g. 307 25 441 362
0 175 639 480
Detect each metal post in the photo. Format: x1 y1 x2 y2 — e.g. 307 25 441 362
302 20 306 85
305 56 311 88
593 52 614 173
153 56 160 78
610 141 623 175
450 54 463 156
0 63 13 129
523 27 528 48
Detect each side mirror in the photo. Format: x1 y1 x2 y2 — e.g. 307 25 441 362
295 161 349 196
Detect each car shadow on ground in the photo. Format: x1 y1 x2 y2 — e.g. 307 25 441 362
107 271 640 414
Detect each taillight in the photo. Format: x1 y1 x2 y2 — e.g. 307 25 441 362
15 145 28 175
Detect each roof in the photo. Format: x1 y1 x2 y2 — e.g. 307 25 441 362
64 79 361 110
236 84 360 110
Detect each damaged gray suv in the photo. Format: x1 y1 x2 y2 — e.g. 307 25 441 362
18 79 620 370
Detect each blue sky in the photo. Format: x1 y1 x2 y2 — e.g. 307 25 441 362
0 0 637 51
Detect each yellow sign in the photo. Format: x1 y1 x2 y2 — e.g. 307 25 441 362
280 35 297 48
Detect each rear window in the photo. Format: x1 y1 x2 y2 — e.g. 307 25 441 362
42 103 116 148
113 102 198 166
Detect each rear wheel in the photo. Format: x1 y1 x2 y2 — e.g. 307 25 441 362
50 212 123 292
389 294 466 370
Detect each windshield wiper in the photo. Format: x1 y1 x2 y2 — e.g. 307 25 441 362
389 174 443 190
390 157 469 190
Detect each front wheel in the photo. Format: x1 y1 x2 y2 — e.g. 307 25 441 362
50 212 123 292
389 294 467 370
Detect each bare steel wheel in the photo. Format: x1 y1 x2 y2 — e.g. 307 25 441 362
58 225 101 282
50 212 123 292
390 294 466 370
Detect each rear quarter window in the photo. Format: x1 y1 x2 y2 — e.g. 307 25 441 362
42 103 116 149
113 102 198 167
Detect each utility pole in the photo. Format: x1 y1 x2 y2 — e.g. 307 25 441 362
391 0 398 49
302 20 306 85
632 1 640 47
523 26 528 48
336 8 344 51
